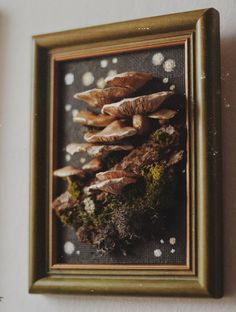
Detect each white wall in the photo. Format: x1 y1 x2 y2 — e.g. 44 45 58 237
0 0 235 311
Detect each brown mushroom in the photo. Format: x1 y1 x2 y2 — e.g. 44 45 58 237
148 108 177 120
84 120 137 143
105 71 153 90
74 87 134 108
73 110 116 127
82 158 103 172
86 177 137 195
101 91 174 117
96 170 137 181
132 114 151 134
167 150 184 166
52 191 76 213
53 166 85 185
66 143 134 158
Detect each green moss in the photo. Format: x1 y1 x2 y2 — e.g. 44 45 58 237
67 180 83 200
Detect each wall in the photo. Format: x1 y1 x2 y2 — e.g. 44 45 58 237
0 0 235 311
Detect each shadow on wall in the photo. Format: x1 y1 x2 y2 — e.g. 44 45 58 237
221 37 236 298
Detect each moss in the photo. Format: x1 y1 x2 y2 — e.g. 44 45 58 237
67 180 83 200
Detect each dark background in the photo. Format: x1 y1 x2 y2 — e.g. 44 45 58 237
54 45 187 265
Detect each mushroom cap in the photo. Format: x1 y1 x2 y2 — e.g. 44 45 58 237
52 191 77 212
148 108 177 120
167 150 184 166
53 166 85 178
105 71 153 90
86 177 137 195
82 158 103 172
132 114 151 134
66 143 133 158
84 120 137 143
73 110 116 127
96 170 137 181
101 91 174 117
74 87 134 108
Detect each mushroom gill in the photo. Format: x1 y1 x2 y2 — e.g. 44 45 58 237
84 120 137 143
101 91 174 117
96 170 137 181
148 108 177 120
86 177 137 195
74 87 134 108
73 110 116 127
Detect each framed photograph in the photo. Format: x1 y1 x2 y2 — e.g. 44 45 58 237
29 8 222 297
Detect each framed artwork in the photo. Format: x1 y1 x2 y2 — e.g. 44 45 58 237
29 8 222 297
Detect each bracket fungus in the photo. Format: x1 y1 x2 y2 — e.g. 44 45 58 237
84 120 137 143
148 108 177 120
66 143 133 158
73 110 116 127
101 91 174 117
82 158 103 173
86 176 137 195
105 71 153 90
53 166 85 185
74 87 134 108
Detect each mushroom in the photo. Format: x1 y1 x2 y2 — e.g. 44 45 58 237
96 170 137 181
52 191 76 212
82 158 103 173
84 120 137 143
132 114 151 134
73 110 116 127
105 71 153 90
66 143 134 158
53 166 85 185
101 91 174 117
148 108 177 120
74 87 134 108
167 150 184 166
86 177 137 195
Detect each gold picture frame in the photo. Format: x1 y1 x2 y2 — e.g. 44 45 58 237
29 8 222 297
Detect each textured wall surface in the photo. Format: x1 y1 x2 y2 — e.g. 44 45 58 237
0 0 235 311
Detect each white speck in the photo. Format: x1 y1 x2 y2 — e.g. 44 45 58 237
64 73 74 85
221 72 230 81
152 52 164 66
154 249 162 257
170 248 176 254
163 59 176 72
65 104 72 112
182 169 186 174
224 97 230 108
96 77 106 89
100 59 108 68
169 84 176 91
212 150 219 157
107 70 117 78
72 109 79 117
169 237 176 245
76 250 80 255
82 72 94 86
163 77 169 84
65 154 71 162
112 57 118 64
160 239 164 244
64 241 75 255
80 157 86 164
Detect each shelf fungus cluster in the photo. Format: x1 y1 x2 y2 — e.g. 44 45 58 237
52 71 186 255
